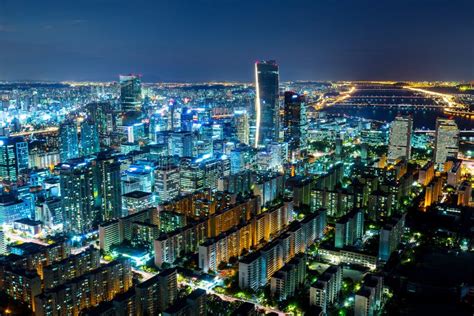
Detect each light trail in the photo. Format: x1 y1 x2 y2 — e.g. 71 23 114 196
180 279 288 315
311 86 356 110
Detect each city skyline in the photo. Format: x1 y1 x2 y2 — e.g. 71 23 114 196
0 1 472 315
0 0 473 82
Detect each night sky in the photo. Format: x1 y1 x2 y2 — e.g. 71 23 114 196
0 0 472 82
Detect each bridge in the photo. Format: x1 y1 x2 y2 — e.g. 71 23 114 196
333 102 443 109
414 129 474 134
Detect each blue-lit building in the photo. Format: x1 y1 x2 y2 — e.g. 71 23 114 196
120 74 142 113
59 121 79 162
80 120 100 156
0 194 31 224
123 164 154 193
0 136 29 182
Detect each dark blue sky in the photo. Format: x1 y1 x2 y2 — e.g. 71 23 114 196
0 0 472 82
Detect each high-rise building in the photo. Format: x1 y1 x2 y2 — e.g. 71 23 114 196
80 119 100 156
0 136 29 182
335 209 364 249
354 274 383 316
59 158 99 234
234 109 250 145
433 118 459 170
59 121 79 162
120 74 142 113
378 214 405 261
270 254 306 301
309 265 342 314
154 164 180 203
85 102 115 144
254 60 279 147
0 228 5 254
96 151 123 220
387 115 412 163
283 91 308 159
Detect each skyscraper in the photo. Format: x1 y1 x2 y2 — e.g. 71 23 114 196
283 91 308 159
85 102 114 144
234 109 250 145
120 75 142 113
0 136 29 182
254 60 279 147
154 164 180 203
434 118 459 170
59 158 99 234
96 151 123 220
80 120 100 157
59 121 79 162
387 115 412 163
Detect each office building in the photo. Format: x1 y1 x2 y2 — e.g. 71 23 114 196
80 119 100 156
434 118 459 170
387 115 412 163
96 151 123 220
0 136 29 182
283 91 308 159
234 109 250 145
59 121 79 162
254 60 279 147
122 190 154 215
0 194 31 224
155 164 180 203
120 74 142 113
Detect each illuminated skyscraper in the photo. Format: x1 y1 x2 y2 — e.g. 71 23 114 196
80 120 100 156
0 136 29 182
387 115 412 163
254 60 279 147
283 91 308 159
234 109 250 145
120 75 142 113
96 151 123 220
59 122 79 162
59 158 99 234
154 164 180 203
434 118 459 170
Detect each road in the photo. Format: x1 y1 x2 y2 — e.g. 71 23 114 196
4 229 49 246
405 86 473 118
180 279 288 315
310 86 356 110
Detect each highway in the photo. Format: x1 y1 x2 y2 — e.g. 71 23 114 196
310 86 356 110
405 86 473 118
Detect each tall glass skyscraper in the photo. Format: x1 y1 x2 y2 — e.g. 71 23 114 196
80 120 100 157
59 121 79 162
96 151 122 220
283 91 308 159
0 136 29 182
254 60 279 147
434 118 459 170
120 74 142 113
